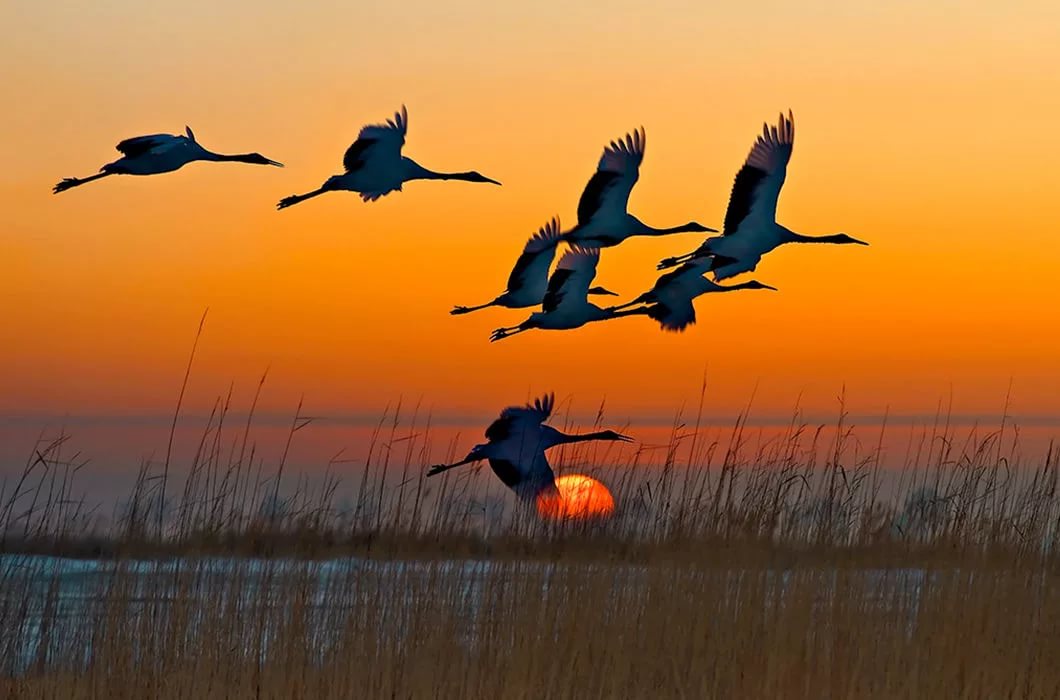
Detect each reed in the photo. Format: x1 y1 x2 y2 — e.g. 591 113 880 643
2 383 1059 697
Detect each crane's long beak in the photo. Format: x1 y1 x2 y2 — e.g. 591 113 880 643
483 176 502 185
427 458 478 476
265 158 284 167
589 286 620 296
614 432 635 443
762 284 779 291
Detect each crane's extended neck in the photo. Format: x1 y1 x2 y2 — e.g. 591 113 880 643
635 219 716 237
402 158 500 184
549 429 633 447
204 151 283 166
783 229 868 246
719 279 778 292
606 304 653 318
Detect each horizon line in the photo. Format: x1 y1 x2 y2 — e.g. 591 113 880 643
3 410 1060 431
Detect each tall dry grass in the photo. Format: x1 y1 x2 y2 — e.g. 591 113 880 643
3 556 1059 698
2 378 1060 697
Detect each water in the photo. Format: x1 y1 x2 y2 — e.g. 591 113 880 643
1 553 949 676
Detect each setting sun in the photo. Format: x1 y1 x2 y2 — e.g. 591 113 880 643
537 474 616 520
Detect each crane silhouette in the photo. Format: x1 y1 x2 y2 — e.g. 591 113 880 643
659 111 867 277
426 393 632 502
451 217 617 315
53 127 282 193
560 128 715 248
607 256 776 331
489 246 623 342
277 106 500 209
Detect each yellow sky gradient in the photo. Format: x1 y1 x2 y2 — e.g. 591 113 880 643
3 0 1060 426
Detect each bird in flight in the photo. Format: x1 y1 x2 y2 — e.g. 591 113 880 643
450 216 617 316
277 105 500 209
53 127 282 193
426 393 632 502
607 256 776 332
489 246 624 342
658 111 867 278
560 128 716 248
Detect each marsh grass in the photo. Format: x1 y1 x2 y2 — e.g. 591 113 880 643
2 380 1060 698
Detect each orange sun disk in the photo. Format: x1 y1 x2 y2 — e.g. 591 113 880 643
536 474 616 520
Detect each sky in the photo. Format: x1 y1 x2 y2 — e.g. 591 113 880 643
3 0 1060 469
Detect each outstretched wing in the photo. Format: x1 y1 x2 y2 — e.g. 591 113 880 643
576 128 645 226
506 217 562 295
115 134 183 158
489 392 554 436
529 392 555 420
485 392 554 443
723 111 794 235
650 300 697 332
542 247 601 313
488 453 556 501
649 257 710 324
486 393 557 500
652 257 712 294
343 105 408 173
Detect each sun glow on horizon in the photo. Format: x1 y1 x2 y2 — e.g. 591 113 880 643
537 474 616 521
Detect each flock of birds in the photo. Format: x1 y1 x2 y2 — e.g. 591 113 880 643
55 106 867 343
461 111 866 341
54 106 868 503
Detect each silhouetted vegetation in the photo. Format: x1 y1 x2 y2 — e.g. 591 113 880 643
3 384 1059 697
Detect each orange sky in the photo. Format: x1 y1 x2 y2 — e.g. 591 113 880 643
3 0 1060 431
